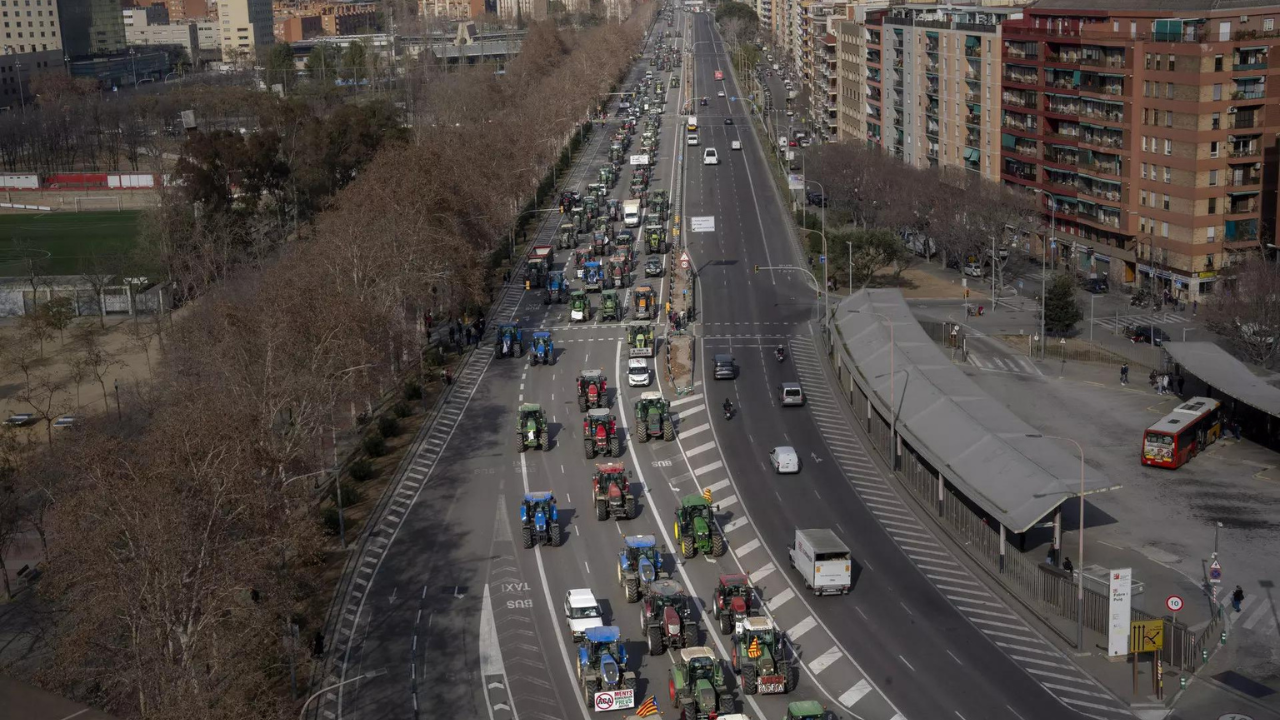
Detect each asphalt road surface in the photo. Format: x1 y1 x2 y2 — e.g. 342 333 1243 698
317 8 1138 720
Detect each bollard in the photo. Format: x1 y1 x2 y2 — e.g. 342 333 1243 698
1180 675 1187 690
1221 630 1227 645
1202 648 1209 664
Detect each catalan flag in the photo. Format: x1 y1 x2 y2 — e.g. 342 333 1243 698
636 695 659 717
747 637 762 659
702 487 712 503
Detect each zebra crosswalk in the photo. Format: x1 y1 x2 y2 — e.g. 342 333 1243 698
1091 311 1190 332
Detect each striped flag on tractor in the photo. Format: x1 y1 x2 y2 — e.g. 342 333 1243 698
702 487 712 503
747 637 762 659
636 695 660 717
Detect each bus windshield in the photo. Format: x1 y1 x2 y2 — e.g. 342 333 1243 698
1143 432 1173 448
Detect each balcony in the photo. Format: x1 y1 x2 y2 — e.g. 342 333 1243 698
966 113 982 126
926 121 939 136
1228 196 1260 215
1003 114 1038 133
1003 160 1038 182
965 131 982 147
1004 67 1038 86
1081 129 1124 150
1232 87 1266 100
1012 140 1038 158
1046 68 1080 91
1077 176 1123 204
1046 49 1082 64
1229 137 1261 157
1046 98 1082 116
1078 203 1121 229
1079 48 1126 69
1080 74 1124 96
1228 166 1261 186
1004 41 1038 60
1002 89 1037 109
1234 48 1269 70
1044 147 1078 165
1231 111 1259 129
965 46 982 58
925 39 939 54
1080 99 1125 123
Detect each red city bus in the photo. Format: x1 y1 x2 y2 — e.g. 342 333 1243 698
714 70 724 81
1141 397 1223 469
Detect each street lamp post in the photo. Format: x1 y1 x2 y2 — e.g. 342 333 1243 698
1031 188 1055 359
1034 434 1087 651
804 179 828 322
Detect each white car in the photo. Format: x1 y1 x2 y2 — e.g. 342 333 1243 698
717 90 726 97
770 446 800 474
963 262 983 278
627 359 651 387
687 133 699 146
731 140 742 151
703 148 719 165
564 588 604 641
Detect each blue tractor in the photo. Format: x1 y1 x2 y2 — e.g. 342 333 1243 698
544 271 568 305
495 324 524 359
618 534 668 603
577 626 636 705
520 492 562 548
583 261 603 292
530 331 555 366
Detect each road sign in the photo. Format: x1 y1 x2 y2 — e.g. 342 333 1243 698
690 216 715 232
787 173 804 190
1166 595 1184 612
593 689 636 712
630 154 651 166
680 251 691 269
818 255 826 265
1130 619 1164 653
1209 559 1222 584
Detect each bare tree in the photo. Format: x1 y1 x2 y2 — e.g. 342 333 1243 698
1204 255 1280 368
18 374 68 445
73 327 120 413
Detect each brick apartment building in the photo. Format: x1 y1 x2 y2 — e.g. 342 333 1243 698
999 0 1279 300
275 2 377 41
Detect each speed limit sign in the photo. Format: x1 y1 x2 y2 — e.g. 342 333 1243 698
1166 595 1184 612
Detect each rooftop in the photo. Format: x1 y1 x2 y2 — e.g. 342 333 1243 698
1032 0 1280 11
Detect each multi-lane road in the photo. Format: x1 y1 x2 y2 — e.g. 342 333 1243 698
317 7 1137 720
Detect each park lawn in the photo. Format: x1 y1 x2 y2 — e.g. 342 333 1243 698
0 211 142 277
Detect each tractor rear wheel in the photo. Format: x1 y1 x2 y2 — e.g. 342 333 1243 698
625 577 640 603
596 499 608 521
578 396 588 413
719 612 733 636
783 662 798 692
662 420 675 441
550 523 562 547
742 666 758 695
623 495 637 520
647 625 664 655
711 532 726 557
584 679 600 705
680 535 695 558
717 692 734 714
584 439 596 459
682 623 698 649
608 437 621 457
522 526 534 549
540 431 550 450
517 435 526 453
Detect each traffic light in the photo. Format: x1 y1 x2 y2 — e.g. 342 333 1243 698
754 264 760 274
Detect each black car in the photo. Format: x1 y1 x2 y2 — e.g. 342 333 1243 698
1129 326 1170 346
724 117 734 125
699 97 708 106
806 191 828 208
1083 278 1109 294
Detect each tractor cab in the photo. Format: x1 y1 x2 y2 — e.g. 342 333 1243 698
495 324 524 359
641 578 697 655
558 190 580 214
592 231 611 257
606 198 622 222
569 290 591 322
573 247 594 277
583 408 620 459
600 290 621 322
680 646 719 683
586 182 607 201
619 534 663 585
633 391 674 442
714 574 756 636
633 285 655 319
627 321 654 357
786 700 828 720
582 195 600 220
644 223 666 254
545 271 567 305
738 616 777 649
675 493 725 558
519 491 560 547
516 403 550 452
649 190 669 221
529 331 554 366
608 253 631 284
577 625 629 680
615 230 636 254
576 370 607 410
671 646 733 716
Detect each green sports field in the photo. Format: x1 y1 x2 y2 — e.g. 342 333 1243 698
0 211 142 277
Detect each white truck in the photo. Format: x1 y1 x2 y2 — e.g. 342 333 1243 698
622 199 642 228
788 528 852 596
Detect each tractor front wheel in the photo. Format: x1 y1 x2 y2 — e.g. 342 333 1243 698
596 499 608 521
550 523 562 547
711 532 726 557
623 495 637 520
578 396 588 413
680 535 695 559
584 438 596 459
608 437 622 457
625 577 640 603
584 679 600 705
742 666 758 695
623 675 636 691
647 625 664 656
521 526 534 549
662 420 675 441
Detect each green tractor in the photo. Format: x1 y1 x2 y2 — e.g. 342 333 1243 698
600 289 621 322
633 391 675 443
569 290 591 323
732 616 796 696
516 403 551 452
670 647 735 719
673 494 725 559
785 700 828 720
628 322 654 358
649 190 669 222
644 222 667 254
558 222 578 250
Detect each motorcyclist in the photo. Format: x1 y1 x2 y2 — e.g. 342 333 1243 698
775 344 786 361
723 398 733 417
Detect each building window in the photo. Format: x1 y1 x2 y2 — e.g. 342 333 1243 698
1210 141 1219 158
1212 112 1221 130
1168 54 1175 71
1165 82 1174 99
1213 83 1222 101
1207 227 1216 242
1140 190 1148 206
1163 194 1170 210
1208 197 1217 214
1266 19 1275 32
1215 55 1223 72
1164 167 1171 183
1161 222 1169 237
1142 136 1149 151
1165 110 1173 127
1141 162 1148 179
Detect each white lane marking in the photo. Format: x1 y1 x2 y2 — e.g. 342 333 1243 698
767 587 795 611
1024 667 1103 687
915 563 971 576
733 538 762 558
670 392 705 406
716 493 739 509
936 583 992 597
680 422 711 438
838 679 872 707
970 617 1034 631
787 615 817 641
678 403 707 418
723 517 750 533
686 441 718 457
749 562 775 583
705 478 731 494
808 646 843 674
983 628 1045 643
693 460 724 476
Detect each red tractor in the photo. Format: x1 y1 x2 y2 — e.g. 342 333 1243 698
591 463 637 520
712 574 757 636
583 408 622 458
576 370 608 412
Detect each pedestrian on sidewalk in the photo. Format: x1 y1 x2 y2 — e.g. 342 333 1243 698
1192 299 1198 317
1063 557 1074 575
1233 585 1245 612
464 326 473 346
1177 375 1185 395
1120 363 1129 386
1232 418 1243 441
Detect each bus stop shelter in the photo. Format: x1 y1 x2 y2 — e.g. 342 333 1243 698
1163 341 1280 451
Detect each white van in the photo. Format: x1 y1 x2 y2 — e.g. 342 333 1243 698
703 148 719 165
687 133 700 146
770 446 800 474
627 359 651 387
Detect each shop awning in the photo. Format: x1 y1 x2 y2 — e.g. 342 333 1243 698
1002 133 1017 149
964 147 980 161
1227 189 1260 196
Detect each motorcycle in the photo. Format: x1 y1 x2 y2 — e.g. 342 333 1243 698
775 347 786 362
723 403 733 420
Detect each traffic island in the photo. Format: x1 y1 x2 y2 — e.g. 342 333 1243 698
664 249 696 393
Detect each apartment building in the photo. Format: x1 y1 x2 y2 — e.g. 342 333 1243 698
420 0 485 20
862 4 1017 180
59 0 128 57
126 12 201 57
836 13 866 141
0 0 62 112
124 5 171 26
1000 0 1280 299
158 0 210 20
798 2 845 140
216 0 273 63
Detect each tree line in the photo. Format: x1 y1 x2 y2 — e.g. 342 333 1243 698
1 8 653 720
